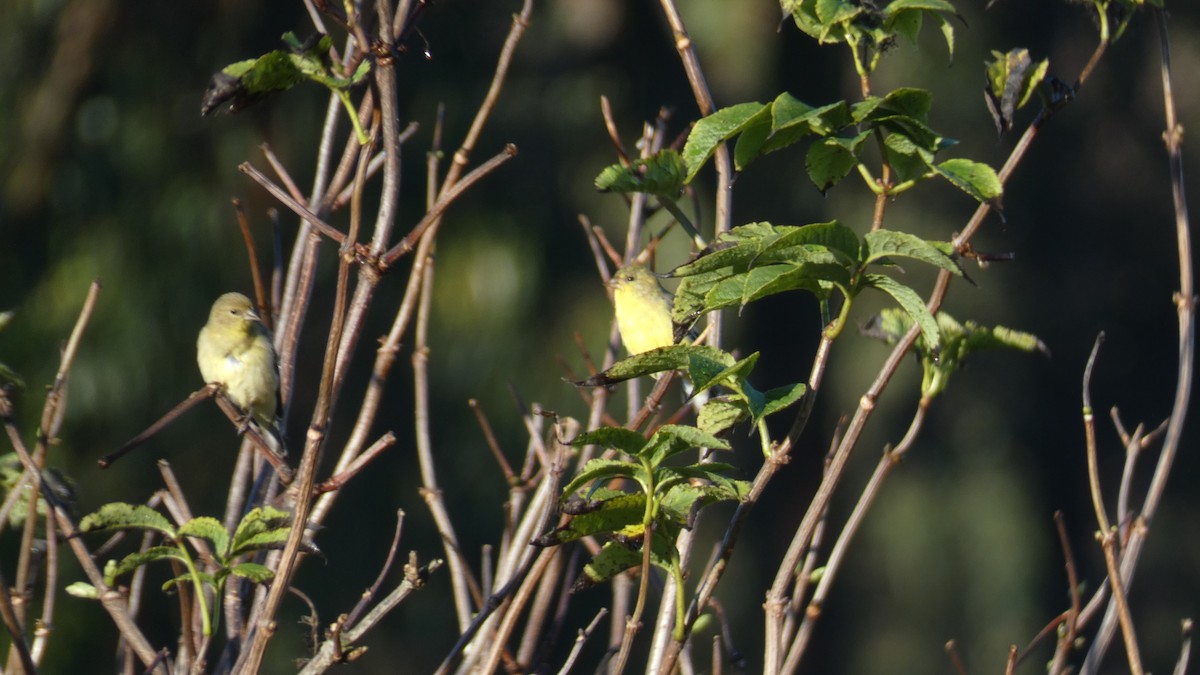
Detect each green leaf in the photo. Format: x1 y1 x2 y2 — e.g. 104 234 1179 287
231 506 291 555
65 582 98 600
562 458 646 497
570 532 683 592
888 7 922 45
657 474 744 525
696 397 746 436
883 2 958 60
671 222 859 317
683 102 767 182
230 527 292 555
762 221 861 262
178 517 231 560
200 33 367 116
806 132 870 192
731 104 776 171
163 570 214 592
762 97 853 154
816 0 862 26
883 0 957 12
229 562 275 583
861 274 940 349
985 49 1049 134
594 149 686 198
862 308 1047 397
539 493 649 546
572 541 643 590
642 424 730 466
761 382 808 417
106 546 187 586
570 427 649 456
573 345 734 387
229 506 292 557
935 158 1003 204
931 11 955 62
79 503 176 538
861 230 963 276
691 352 759 396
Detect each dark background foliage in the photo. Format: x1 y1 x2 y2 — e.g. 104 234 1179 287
1 0 1197 672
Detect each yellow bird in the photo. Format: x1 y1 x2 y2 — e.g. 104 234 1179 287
609 264 676 355
196 293 282 451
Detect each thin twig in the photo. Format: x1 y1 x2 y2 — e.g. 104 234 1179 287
344 510 406 628
380 144 519 266
1081 334 1143 675
556 609 608 675
1082 10 1194 669
239 162 348 245
297 555 444 674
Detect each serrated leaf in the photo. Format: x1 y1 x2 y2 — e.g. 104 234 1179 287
79 503 176 538
572 541 643 591
762 382 808 417
731 104 776 171
936 158 1003 204
861 230 963 276
764 98 852 153
861 274 940 349
231 506 291 553
883 0 957 13
691 352 759 396
883 2 957 60
540 493 649 546
562 458 646 497
229 527 292 555
807 135 865 192
106 546 187 585
163 570 214 593
643 424 730 466
931 11 955 62
880 87 934 121
816 0 862 25
573 345 734 387
595 149 686 198
673 223 788 276
229 562 275 583
862 308 1047 397
178 517 231 560
888 7 923 45
571 532 682 593
696 397 746 436
762 220 861 262
570 427 649 455
659 478 749 522
683 102 767 182
873 114 949 154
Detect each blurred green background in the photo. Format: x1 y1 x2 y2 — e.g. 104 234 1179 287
1 0 1198 672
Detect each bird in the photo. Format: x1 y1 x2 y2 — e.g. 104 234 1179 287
608 264 676 355
196 292 283 454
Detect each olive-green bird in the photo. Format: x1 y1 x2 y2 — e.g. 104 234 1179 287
609 264 677 355
197 292 283 452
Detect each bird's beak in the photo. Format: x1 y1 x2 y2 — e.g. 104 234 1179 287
245 308 263 324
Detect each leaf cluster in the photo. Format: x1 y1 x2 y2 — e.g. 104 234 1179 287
862 307 1048 397
68 503 294 636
